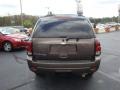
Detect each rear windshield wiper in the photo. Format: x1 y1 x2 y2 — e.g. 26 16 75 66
66 36 80 41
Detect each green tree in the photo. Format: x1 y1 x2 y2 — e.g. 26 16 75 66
23 19 33 28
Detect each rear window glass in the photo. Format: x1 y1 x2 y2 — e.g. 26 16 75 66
33 18 94 38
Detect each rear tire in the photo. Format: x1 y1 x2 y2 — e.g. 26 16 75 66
3 42 12 52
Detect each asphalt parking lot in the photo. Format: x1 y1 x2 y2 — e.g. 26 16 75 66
1 31 120 90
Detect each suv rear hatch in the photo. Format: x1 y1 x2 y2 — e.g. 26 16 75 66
32 17 95 61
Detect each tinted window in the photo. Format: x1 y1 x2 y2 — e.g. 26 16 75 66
33 18 94 38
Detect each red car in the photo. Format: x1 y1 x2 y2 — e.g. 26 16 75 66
0 27 28 52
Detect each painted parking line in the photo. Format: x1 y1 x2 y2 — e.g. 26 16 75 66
12 54 27 64
8 78 35 90
98 70 120 83
102 48 120 57
102 51 120 57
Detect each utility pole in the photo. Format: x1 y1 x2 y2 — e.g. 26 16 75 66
45 7 53 16
8 13 11 25
46 7 50 15
118 4 120 23
75 0 83 16
20 0 23 26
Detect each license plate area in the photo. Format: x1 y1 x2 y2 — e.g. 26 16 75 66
50 45 77 57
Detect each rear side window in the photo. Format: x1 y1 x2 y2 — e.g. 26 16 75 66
33 18 95 38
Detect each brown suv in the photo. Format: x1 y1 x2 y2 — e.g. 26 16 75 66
26 15 101 77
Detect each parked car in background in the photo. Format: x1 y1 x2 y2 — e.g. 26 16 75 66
26 15 101 77
96 24 105 29
96 24 106 32
106 22 118 27
12 26 28 34
0 27 28 52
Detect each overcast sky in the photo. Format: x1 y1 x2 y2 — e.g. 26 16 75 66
0 0 120 18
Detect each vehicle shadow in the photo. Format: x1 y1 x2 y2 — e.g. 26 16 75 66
0 48 27 63
12 48 26 52
33 73 94 90
0 48 25 52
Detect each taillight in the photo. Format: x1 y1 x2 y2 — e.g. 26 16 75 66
26 40 32 56
95 39 101 56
